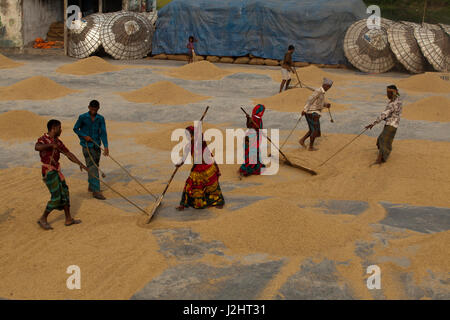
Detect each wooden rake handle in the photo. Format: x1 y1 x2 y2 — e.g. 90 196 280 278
240 107 317 176
240 107 289 162
91 140 157 200
146 106 210 223
318 127 368 167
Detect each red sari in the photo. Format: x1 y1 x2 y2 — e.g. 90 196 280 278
239 104 266 176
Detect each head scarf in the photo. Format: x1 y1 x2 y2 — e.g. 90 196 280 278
186 125 194 135
251 104 265 129
387 85 400 99
185 125 207 156
323 78 333 87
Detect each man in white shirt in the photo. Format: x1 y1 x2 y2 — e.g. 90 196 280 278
299 78 333 151
366 85 403 165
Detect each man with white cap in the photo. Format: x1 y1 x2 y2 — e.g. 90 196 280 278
299 78 333 151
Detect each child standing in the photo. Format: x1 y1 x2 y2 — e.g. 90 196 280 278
187 36 198 64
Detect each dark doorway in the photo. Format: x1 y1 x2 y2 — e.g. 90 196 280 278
67 0 99 17
67 1 122 15
103 0 122 13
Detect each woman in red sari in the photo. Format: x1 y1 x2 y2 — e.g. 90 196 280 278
176 126 225 210
239 104 266 178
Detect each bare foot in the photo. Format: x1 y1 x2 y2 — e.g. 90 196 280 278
215 205 224 209
93 192 106 200
65 219 82 227
299 140 306 148
176 206 185 211
369 160 382 167
37 219 53 230
308 147 318 151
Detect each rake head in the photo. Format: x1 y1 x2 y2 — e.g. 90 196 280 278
146 195 163 224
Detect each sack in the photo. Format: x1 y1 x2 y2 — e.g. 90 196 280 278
264 59 279 66
234 57 250 64
294 61 310 67
153 53 168 60
206 56 220 62
220 57 234 63
167 54 189 61
249 58 265 65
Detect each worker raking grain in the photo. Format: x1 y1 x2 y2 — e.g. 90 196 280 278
239 104 266 178
73 100 109 200
35 119 87 230
365 85 403 165
299 78 334 151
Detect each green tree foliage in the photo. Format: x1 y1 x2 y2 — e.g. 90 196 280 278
157 0 172 10
363 0 450 24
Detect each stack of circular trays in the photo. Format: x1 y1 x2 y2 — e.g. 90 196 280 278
439 23 450 37
100 11 154 60
388 21 427 74
414 24 450 72
68 13 106 59
344 18 396 73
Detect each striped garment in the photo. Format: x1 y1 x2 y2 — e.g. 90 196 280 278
179 126 225 209
305 112 321 138
44 170 70 212
180 164 225 209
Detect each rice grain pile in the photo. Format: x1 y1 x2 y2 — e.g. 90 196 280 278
295 65 345 86
0 117 449 299
164 60 232 80
116 81 210 105
402 96 450 122
0 76 79 100
0 53 23 69
253 88 348 113
56 56 126 75
398 72 450 93
0 110 48 140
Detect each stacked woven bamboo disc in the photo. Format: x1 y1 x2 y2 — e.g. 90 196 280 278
68 11 155 60
344 19 450 73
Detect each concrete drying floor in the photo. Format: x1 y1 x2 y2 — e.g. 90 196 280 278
0 54 449 300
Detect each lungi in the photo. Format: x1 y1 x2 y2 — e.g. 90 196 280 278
305 112 321 138
82 146 101 192
43 170 70 212
281 68 291 80
376 125 397 162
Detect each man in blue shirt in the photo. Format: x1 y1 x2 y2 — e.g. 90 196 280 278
73 100 109 200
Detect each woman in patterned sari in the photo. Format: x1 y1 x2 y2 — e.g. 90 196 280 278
176 126 225 210
239 104 266 178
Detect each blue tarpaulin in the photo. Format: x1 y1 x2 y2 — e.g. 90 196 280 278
152 0 368 65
